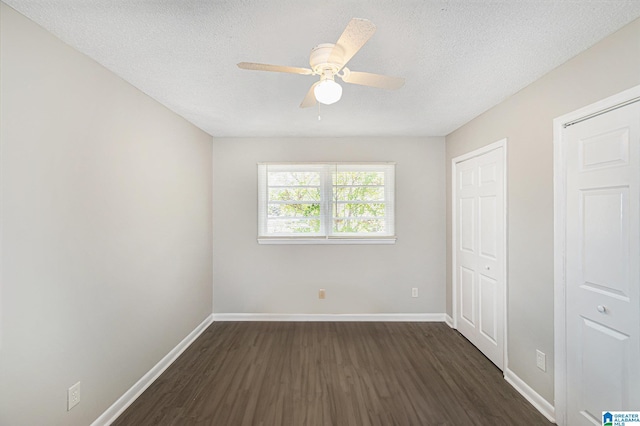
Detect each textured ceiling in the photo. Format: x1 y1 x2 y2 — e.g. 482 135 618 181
5 1 640 137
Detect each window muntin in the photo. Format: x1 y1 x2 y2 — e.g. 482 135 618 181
258 163 395 241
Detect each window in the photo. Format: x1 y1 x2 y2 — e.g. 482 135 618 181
258 163 395 244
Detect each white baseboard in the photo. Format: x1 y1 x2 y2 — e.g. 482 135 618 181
212 313 448 322
91 314 214 426
445 314 454 328
504 368 556 423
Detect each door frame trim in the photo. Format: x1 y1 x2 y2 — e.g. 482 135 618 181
553 84 640 426
451 138 508 371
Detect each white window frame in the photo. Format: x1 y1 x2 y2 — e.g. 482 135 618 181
257 162 396 245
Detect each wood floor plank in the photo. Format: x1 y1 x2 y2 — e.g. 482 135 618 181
113 322 551 426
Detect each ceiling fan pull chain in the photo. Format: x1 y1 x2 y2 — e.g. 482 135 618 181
318 102 321 121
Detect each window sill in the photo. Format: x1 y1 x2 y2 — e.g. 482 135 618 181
257 236 397 245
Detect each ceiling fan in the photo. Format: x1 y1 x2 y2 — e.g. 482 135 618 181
237 18 405 108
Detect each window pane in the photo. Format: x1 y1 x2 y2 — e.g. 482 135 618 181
268 203 320 218
334 171 384 185
333 218 386 233
268 218 321 234
335 203 386 218
269 187 320 202
335 186 384 201
268 171 320 186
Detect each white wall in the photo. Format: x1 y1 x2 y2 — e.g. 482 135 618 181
213 137 445 315
0 4 213 425
445 18 640 405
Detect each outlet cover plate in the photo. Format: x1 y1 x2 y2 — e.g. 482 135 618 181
412 288 418 298
68 381 81 411
536 350 546 372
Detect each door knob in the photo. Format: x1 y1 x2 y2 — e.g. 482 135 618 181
485 266 491 270
597 305 606 313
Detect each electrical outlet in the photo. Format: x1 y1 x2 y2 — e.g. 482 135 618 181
412 288 418 298
318 289 326 299
536 350 546 372
67 381 81 411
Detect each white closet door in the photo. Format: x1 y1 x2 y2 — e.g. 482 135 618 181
455 146 505 369
565 101 640 425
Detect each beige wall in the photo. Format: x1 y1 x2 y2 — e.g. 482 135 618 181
0 4 213 425
213 137 445 315
445 18 640 404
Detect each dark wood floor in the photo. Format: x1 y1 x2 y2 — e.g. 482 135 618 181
113 322 551 425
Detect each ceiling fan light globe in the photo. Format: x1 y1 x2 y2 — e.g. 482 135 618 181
314 80 342 105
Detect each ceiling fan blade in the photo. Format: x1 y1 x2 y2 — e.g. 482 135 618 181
237 62 313 75
300 82 319 108
328 18 377 70
341 71 405 90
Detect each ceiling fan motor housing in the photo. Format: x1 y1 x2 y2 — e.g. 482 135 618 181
310 43 343 77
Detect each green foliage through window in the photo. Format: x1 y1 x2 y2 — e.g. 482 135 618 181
259 164 394 237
